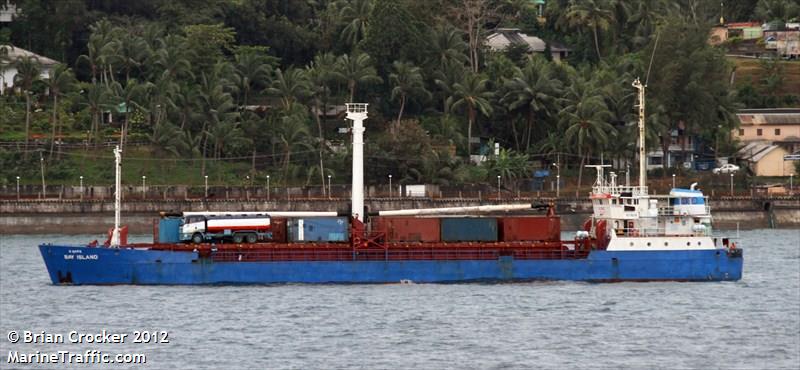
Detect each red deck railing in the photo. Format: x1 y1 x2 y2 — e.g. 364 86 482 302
209 246 590 262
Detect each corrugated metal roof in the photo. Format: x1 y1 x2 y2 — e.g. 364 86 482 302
736 111 800 126
486 29 547 52
727 22 761 28
737 141 781 162
0 45 58 65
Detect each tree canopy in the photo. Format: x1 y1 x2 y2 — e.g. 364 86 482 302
0 0 795 189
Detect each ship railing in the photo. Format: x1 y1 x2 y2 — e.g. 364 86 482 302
615 226 711 237
211 247 591 262
592 185 648 196
657 206 711 216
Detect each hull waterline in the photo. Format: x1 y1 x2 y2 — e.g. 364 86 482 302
39 245 743 285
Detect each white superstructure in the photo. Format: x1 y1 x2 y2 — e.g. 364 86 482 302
585 79 726 253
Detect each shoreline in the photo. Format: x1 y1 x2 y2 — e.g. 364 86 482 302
2 210 797 235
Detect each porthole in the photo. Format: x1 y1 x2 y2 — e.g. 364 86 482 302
630 242 634 247
647 242 651 246
664 242 669 246
687 242 691 246
697 242 701 246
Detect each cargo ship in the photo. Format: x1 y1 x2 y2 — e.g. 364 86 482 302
38 80 743 284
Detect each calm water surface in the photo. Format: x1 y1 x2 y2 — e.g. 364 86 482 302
1 230 798 369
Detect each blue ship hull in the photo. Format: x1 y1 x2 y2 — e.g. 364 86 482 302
38 245 743 284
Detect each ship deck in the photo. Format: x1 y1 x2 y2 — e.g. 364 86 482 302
124 240 592 262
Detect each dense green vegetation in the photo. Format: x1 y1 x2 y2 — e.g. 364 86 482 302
1 0 798 188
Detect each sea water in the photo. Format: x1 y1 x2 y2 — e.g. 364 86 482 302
1 230 798 369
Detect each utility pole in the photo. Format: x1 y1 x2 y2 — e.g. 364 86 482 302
40 152 46 199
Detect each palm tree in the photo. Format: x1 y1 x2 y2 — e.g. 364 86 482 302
150 35 194 82
427 24 469 71
626 0 673 49
277 113 313 180
560 76 615 196
13 55 41 158
389 61 430 130
110 79 152 151
171 83 200 131
563 0 615 61
338 0 374 47
486 147 531 189
332 52 382 102
45 64 77 159
239 111 263 176
149 121 186 158
77 19 117 85
114 32 150 81
307 52 337 189
147 75 178 138
0 45 11 90
196 70 238 176
266 68 310 112
233 51 272 107
207 120 249 159
449 72 493 157
433 60 465 114
78 83 112 148
502 57 562 152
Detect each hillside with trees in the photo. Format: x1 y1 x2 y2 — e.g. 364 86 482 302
0 0 798 190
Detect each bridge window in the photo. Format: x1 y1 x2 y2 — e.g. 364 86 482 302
775 128 780 136
757 128 762 136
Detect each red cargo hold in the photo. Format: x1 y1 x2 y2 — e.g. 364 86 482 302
373 217 441 242
499 216 560 242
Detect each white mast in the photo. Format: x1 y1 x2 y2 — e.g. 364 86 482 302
346 103 368 222
632 78 646 189
110 145 122 247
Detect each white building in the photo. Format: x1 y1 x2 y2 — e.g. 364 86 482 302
0 1 17 23
485 28 571 62
1 45 58 94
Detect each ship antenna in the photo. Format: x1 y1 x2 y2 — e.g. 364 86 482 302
632 78 646 190
645 31 660 86
345 103 368 222
110 145 122 247
636 30 660 191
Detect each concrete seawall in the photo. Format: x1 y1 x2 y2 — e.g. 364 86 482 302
2 197 798 235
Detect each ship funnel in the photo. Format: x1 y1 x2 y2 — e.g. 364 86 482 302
346 103 368 222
